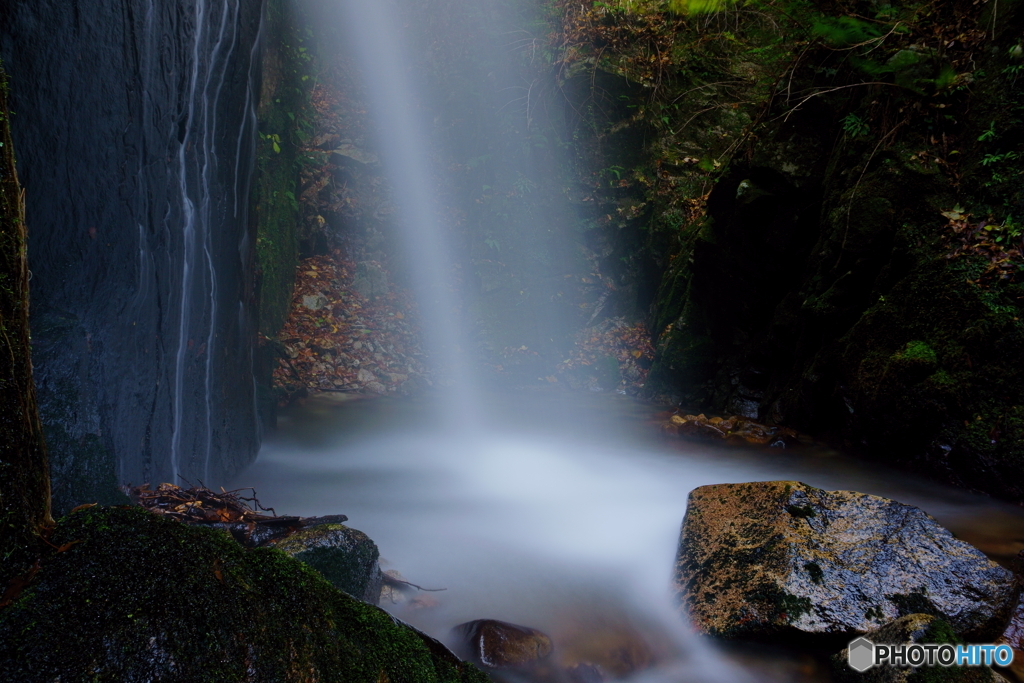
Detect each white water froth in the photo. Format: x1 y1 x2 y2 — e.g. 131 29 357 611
242 399 786 681
238 392 1024 682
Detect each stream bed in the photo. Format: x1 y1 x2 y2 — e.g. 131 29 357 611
231 391 1024 682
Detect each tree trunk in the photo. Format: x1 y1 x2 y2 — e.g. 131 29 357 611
0 60 51 588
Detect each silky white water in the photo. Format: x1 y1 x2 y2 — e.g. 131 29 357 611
233 392 1024 681
239 1 1024 678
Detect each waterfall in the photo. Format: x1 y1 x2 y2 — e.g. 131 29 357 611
336 0 478 420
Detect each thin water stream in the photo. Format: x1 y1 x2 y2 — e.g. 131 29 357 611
232 391 1024 682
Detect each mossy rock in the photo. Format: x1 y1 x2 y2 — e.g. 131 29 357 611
838 259 1024 499
274 522 384 604
0 506 487 683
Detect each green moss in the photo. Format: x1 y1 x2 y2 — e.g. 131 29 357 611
888 589 936 618
253 0 315 339
0 506 486 682
921 617 960 646
898 340 938 365
905 624 997 683
278 524 381 601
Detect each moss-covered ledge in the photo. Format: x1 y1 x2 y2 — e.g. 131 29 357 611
0 506 487 683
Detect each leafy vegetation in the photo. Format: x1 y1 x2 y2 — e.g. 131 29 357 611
546 0 1024 500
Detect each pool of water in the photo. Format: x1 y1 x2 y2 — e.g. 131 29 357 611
230 390 1024 682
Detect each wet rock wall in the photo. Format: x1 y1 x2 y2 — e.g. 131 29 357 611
0 0 265 510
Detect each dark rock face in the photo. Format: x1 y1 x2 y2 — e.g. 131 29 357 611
273 522 384 604
0 0 264 511
674 482 1018 643
453 619 554 669
0 506 486 683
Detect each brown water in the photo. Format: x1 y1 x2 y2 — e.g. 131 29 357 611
231 390 1024 682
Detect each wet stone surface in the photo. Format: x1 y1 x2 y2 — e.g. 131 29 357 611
674 481 1018 643
272 523 384 605
453 619 554 669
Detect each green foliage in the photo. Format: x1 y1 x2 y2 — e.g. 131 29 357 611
898 340 938 365
841 113 870 138
667 0 734 14
981 151 1019 166
811 15 881 47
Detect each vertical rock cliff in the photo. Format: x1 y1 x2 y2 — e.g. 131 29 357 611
0 0 265 511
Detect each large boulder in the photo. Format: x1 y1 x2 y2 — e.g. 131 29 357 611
673 481 1018 642
832 614 1009 683
272 522 384 604
0 506 486 683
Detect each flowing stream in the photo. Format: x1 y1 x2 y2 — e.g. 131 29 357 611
229 1 1024 680
233 390 1024 682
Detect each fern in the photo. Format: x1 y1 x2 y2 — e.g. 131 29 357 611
667 0 734 14
811 15 882 47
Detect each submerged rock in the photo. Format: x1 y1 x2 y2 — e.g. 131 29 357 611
673 481 1017 642
453 619 553 669
272 522 384 604
832 614 1010 682
0 506 485 683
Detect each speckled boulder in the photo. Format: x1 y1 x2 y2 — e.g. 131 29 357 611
832 614 1010 682
673 481 1017 642
273 523 383 604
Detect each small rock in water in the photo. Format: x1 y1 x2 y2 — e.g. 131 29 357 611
674 481 1018 643
832 614 1010 682
452 619 553 669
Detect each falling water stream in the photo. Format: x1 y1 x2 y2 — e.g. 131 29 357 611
233 1 1024 681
